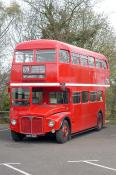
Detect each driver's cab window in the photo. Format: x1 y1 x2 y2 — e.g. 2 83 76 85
32 88 43 104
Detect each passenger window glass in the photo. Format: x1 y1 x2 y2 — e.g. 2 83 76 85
73 92 80 103
59 50 70 63
101 60 107 69
80 55 88 66
72 53 80 64
90 92 97 102
12 88 30 106
15 50 33 63
82 91 88 103
96 59 101 68
36 49 56 62
49 91 68 104
88 57 95 67
97 91 103 101
32 88 43 104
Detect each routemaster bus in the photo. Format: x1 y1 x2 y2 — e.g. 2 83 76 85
9 39 110 143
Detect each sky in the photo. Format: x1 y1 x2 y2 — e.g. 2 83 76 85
4 0 116 31
95 0 116 30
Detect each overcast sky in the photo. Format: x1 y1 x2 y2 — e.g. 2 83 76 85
4 0 116 30
95 0 116 30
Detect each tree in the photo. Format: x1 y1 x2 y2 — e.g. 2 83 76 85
0 1 21 111
0 0 116 115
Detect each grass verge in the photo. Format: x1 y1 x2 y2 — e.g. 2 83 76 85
108 118 116 125
0 111 9 124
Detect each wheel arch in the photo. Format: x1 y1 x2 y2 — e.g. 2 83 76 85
61 116 72 132
98 109 104 121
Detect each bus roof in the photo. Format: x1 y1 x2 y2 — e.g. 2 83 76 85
15 39 107 61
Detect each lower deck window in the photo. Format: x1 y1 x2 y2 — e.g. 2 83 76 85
90 92 97 102
73 92 80 103
49 91 68 104
12 88 30 106
32 88 43 104
97 91 103 101
82 91 89 103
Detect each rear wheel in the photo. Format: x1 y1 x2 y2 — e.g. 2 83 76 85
56 120 70 143
11 131 25 142
96 113 103 131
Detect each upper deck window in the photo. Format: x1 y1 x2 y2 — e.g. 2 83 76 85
88 56 95 67
15 50 33 63
59 50 70 63
36 49 56 62
80 55 88 66
101 60 107 69
72 53 80 64
96 58 102 68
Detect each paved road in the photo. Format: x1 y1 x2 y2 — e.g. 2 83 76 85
0 124 116 175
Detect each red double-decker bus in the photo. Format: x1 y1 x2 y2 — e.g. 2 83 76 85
9 39 110 143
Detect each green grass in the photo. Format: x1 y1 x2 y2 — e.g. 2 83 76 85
106 113 116 124
0 112 9 124
0 119 9 124
108 118 116 125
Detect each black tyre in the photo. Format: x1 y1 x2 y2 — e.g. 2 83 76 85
56 120 70 143
96 113 103 131
11 131 25 142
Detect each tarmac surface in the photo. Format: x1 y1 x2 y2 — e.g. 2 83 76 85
0 124 116 175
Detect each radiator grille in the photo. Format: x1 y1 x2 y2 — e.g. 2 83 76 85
20 117 43 134
32 118 43 134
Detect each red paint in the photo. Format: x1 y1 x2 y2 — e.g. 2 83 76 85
10 39 110 136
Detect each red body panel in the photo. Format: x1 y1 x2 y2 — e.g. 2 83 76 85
9 39 110 136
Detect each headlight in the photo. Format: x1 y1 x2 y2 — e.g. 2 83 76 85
11 119 17 126
48 120 55 127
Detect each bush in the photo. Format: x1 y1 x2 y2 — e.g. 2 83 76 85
0 87 10 111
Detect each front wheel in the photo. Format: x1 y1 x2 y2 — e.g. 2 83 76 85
11 131 25 142
96 113 103 131
56 120 70 143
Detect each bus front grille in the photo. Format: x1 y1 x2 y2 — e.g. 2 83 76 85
20 117 43 134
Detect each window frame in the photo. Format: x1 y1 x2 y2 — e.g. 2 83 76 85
101 60 107 69
15 50 34 63
80 55 88 66
72 92 81 104
49 91 69 104
59 49 70 64
97 91 103 101
90 91 97 102
81 91 89 103
96 58 102 68
36 49 56 63
32 87 43 104
88 56 95 67
11 87 30 106
71 52 80 65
